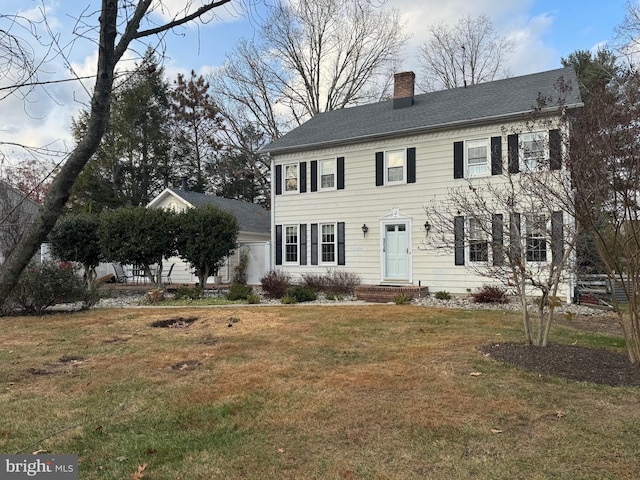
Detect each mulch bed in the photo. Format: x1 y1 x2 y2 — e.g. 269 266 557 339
479 313 640 387
480 342 640 387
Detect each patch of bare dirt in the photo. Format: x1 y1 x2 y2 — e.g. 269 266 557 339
27 355 87 376
150 316 198 328
171 360 202 371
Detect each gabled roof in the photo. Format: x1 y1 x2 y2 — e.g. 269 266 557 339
148 188 270 235
261 67 582 155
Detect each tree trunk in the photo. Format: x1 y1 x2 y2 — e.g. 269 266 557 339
198 265 210 291
0 0 119 305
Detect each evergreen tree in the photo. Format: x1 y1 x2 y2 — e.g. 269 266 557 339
170 70 224 193
70 48 172 211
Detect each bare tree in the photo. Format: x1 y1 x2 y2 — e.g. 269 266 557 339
0 0 234 305
212 38 289 144
212 0 406 135
616 0 640 60
418 14 513 91
570 63 640 365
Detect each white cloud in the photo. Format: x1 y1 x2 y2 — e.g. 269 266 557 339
389 0 557 75
504 13 558 74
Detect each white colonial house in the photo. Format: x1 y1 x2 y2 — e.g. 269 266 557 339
261 67 583 299
147 188 271 285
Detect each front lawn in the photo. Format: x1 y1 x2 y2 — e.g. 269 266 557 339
0 305 638 479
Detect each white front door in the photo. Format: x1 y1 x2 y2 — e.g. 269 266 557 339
384 223 410 281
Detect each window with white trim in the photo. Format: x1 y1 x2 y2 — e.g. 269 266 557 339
526 215 547 262
385 149 406 184
521 132 546 171
319 159 336 190
320 223 336 263
468 217 489 262
284 225 299 263
466 139 489 177
284 163 298 193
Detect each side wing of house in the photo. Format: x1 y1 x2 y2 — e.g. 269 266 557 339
270 120 571 297
150 192 191 212
148 189 271 285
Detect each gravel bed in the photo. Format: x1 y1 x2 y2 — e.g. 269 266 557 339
94 288 603 316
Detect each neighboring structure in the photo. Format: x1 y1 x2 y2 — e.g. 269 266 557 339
147 188 271 285
0 180 40 265
261 68 582 298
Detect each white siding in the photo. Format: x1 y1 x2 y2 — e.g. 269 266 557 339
271 121 572 299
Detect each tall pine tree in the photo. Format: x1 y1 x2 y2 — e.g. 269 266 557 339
170 71 224 193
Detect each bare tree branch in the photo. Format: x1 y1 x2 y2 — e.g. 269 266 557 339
418 14 513 92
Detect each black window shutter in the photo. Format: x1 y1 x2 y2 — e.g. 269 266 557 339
310 161 318 192
454 216 465 265
300 224 307 265
337 222 346 265
407 147 416 183
508 134 519 174
375 152 384 186
299 162 307 193
549 129 561 170
275 225 283 265
453 141 464 179
509 213 521 264
275 165 282 195
491 137 502 175
551 211 563 265
337 157 345 190
311 224 318 265
492 214 504 266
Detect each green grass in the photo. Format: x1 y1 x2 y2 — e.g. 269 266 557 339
0 305 638 479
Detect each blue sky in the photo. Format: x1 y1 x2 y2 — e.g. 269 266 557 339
0 0 631 167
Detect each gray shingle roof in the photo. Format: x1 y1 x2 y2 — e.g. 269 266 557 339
168 188 270 234
261 67 582 155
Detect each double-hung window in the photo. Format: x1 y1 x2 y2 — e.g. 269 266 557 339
466 139 489 177
469 217 489 262
319 159 336 190
521 132 546 171
284 225 299 263
284 163 298 193
320 223 336 264
385 149 406 184
526 215 547 262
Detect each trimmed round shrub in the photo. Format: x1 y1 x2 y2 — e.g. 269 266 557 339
434 290 451 300
227 283 253 301
287 285 317 303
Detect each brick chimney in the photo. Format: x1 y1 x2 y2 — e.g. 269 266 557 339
393 71 415 109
